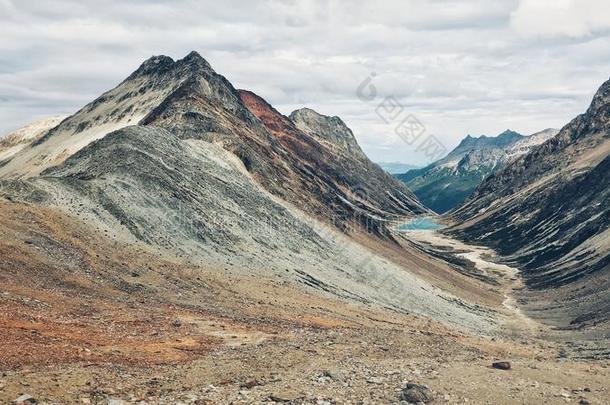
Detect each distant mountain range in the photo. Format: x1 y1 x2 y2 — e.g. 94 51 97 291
0 116 66 162
376 161 422 174
395 128 559 213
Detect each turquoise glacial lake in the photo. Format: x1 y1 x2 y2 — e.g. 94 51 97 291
398 217 444 231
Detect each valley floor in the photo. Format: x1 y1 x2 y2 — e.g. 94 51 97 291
0 203 609 404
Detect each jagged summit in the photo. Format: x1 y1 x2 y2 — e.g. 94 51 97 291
289 107 347 129
449 130 523 161
129 55 175 77
129 51 214 79
289 107 348 130
181 50 209 64
455 129 523 152
126 51 214 81
497 129 520 138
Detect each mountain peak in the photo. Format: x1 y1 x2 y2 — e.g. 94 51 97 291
178 50 212 69
289 108 347 131
291 107 323 117
496 129 523 143
183 50 203 60
455 129 523 151
131 54 175 77
289 108 363 155
586 76 610 116
127 51 213 80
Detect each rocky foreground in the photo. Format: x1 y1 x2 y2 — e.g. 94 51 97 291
3 324 609 405
1 199 608 405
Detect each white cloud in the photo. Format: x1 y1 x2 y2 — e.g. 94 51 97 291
511 0 610 39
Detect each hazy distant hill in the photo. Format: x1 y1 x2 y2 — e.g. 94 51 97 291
376 161 421 174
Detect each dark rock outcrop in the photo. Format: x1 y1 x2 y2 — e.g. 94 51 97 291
400 382 434 403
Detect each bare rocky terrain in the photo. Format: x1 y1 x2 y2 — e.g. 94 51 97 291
0 52 609 404
1 201 608 404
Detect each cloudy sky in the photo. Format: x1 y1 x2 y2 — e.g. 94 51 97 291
2 0 610 165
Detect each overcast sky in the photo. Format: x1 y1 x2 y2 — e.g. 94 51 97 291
2 0 610 165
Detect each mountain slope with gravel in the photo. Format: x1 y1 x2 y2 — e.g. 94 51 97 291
0 52 427 234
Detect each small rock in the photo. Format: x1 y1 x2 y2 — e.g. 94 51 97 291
268 391 301 402
239 379 263 389
579 400 590 405
13 395 37 404
171 319 183 327
400 382 434 403
367 376 384 384
316 374 331 384
322 369 346 382
492 361 511 370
